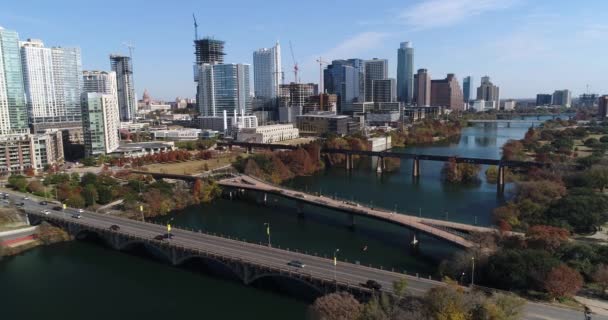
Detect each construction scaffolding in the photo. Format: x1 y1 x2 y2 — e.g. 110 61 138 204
194 38 225 65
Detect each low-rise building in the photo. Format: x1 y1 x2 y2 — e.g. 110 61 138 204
237 124 299 143
153 129 204 141
367 136 392 151
365 111 401 126
296 112 359 136
502 100 516 111
113 141 175 158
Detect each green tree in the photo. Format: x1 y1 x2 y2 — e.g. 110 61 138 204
584 167 608 192
8 175 28 192
80 172 98 187
65 193 85 208
82 184 98 207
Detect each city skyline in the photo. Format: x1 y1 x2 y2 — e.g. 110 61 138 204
1 0 607 100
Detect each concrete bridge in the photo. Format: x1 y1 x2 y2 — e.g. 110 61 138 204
217 175 504 249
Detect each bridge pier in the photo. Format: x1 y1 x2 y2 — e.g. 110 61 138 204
246 146 253 154
497 165 505 195
345 154 351 171
412 158 420 178
507 122 511 128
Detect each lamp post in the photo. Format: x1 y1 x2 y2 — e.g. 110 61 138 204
333 248 340 288
264 222 271 247
471 257 475 286
139 205 145 222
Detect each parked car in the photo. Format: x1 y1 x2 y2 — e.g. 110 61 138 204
154 235 164 241
361 280 382 291
287 260 306 268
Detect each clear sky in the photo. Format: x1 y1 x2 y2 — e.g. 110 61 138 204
2 0 607 100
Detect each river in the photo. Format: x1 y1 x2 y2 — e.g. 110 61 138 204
0 119 545 319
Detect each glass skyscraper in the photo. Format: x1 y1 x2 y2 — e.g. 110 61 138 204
397 42 414 104
253 42 281 100
0 27 28 134
197 63 251 117
110 54 136 122
323 59 364 113
462 76 473 102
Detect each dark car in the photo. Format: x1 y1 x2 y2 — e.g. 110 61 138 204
154 235 164 241
287 260 306 268
39 201 48 205
16 202 25 207
52 206 63 211
361 280 382 291
71 213 82 219
109 225 120 231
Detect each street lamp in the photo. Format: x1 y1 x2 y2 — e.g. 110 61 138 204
333 248 340 288
471 257 475 286
264 222 271 247
167 217 175 238
139 205 145 222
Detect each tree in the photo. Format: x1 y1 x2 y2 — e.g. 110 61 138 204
310 292 362 320
486 249 560 291
543 264 583 300
8 175 28 192
82 184 98 207
525 225 569 253
423 285 468 320
592 264 608 297
65 193 85 208
502 140 526 161
471 293 524 320
26 180 45 195
192 179 202 202
584 167 608 192
547 193 608 233
493 203 520 228
80 172 98 187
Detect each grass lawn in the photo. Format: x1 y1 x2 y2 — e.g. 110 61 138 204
142 153 241 175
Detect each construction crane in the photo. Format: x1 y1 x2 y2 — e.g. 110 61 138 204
316 56 329 110
122 42 135 59
192 14 199 40
289 41 299 84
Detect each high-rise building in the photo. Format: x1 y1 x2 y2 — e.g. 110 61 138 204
414 69 431 107
397 42 414 103
579 94 598 108
279 82 317 107
81 92 120 156
372 79 396 103
462 76 473 102
194 38 225 66
110 54 136 121
536 94 552 106
324 59 365 113
431 74 464 110
598 96 608 119
476 76 500 105
364 58 388 102
552 89 572 107
197 63 251 117
83 70 117 95
20 39 82 124
0 27 28 134
253 42 282 100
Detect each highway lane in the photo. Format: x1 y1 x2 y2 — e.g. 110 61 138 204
6 191 607 320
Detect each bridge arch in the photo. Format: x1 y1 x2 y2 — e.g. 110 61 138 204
174 255 243 282
118 240 172 263
246 272 325 300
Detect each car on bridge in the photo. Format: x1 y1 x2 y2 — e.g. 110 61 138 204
153 235 165 241
71 213 82 219
109 225 120 231
361 280 382 291
52 206 63 211
287 260 306 268
40 210 50 215
39 201 47 205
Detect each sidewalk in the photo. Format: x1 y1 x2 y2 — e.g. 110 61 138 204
575 296 608 317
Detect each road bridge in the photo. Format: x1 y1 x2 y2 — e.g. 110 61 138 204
7 191 601 320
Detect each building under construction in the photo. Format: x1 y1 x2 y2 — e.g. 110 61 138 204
194 38 225 65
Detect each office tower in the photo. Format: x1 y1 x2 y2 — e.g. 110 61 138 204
536 94 552 106
598 96 608 119
476 76 500 104
194 38 225 66
397 42 414 103
552 89 572 107
20 39 83 124
431 74 464 110
0 27 28 134
372 79 396 103
414 69 431 106
364 58 388 102
81 91 120 156
197 63 251 117
462 76 473 102
110 54 136 121
324 59 365 113
253 42 282 100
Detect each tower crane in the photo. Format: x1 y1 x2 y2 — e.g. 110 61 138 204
289 41 299 84
122 42 135 59
193 14 199 40
316 56 329 110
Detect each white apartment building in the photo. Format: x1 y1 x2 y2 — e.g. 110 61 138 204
253 42 281 100
237 124 299 143
81 93 121 156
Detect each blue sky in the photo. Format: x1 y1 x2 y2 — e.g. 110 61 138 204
2 0 607 100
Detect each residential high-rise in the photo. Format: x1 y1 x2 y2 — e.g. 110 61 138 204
397 42 414 103
552 89 572 107
20 39 83 124
110 54 136 121
81 91 120 156
364 58 388 102
372 79 396 103
253 42 282 100
324 59 365 113
462 76 473 102
83 70 117 94
598 96 608 119
414 69 431 107
0 27 28 134
431 74 464 110
197 63 251 117
536 94 552 106
476 76 500 105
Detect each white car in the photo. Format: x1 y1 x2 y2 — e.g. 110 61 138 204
23 196 29 200
78 209 84 213
41 210 50 215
